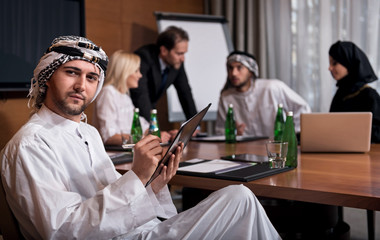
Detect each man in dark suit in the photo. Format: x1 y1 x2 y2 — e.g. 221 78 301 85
131 26 197 121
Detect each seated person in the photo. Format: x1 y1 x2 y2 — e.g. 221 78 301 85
328 40 380 142
215 51 311 137
0 35 280 239
93 50 172 145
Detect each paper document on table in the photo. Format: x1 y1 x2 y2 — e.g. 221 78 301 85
178 159 254 173
177 159 293 182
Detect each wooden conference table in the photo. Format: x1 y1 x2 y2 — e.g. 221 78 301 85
115 139 380 212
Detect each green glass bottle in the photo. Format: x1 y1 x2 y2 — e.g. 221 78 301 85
131 108 143 143
282 111 297 168
148 109 161 138
274 103 285 141
225 103 237 143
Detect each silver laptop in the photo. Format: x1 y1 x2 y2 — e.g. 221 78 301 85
300 112 372 153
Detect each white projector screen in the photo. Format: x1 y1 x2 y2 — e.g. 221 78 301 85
155 12 234 122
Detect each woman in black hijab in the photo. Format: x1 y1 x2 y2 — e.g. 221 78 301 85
329 40 380 143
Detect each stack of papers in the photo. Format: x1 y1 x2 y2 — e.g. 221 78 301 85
177 158 294 182
178 159 254 173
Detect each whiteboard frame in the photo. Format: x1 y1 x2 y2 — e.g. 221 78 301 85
155 12 234 122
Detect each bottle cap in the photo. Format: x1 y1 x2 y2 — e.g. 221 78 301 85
287 111 293 116
278 103 283 108
151 109 157 114
228 103 233 108
135 108 139 112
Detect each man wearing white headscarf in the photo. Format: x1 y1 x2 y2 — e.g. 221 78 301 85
1 36 280 239
215 51 311 137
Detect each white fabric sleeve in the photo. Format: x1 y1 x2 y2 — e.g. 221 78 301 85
1 143 158 240
145 185 177 218
95 87 119 142
139 116 150 133
277 81 312 132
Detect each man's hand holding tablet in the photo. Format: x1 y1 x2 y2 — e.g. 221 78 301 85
145 103 211 187
131 135 163 185
151 142 184 194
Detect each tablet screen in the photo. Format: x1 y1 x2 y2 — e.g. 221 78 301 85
145 103 211 186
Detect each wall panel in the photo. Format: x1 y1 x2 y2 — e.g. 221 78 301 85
85 0 204 129
0 0 204 149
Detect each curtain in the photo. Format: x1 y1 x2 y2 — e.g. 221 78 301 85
205 0 380 112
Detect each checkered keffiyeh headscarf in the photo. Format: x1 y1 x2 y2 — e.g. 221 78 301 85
28 36 108 111
227 51 259 78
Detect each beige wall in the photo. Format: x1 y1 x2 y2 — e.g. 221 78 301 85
0 0 204 149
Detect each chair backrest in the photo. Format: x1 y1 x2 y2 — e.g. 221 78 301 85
0 178 24 239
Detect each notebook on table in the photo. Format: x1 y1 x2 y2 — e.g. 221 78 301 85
177 159 293 182
300 112 372 153
107 152 133 165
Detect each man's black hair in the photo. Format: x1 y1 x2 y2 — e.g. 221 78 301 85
156 26 189 51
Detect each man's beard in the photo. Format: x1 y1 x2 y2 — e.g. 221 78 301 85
231 76 250 91
55 93 88 116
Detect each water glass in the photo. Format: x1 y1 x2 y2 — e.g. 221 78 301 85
266 141 288 168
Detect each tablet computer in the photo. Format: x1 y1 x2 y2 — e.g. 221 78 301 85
145 103 211 186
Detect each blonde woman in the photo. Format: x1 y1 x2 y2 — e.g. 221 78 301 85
93 50 150 145
94 50 173 145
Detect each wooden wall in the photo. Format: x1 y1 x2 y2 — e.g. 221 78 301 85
0 94 31 149
86 0 204 54
0 0 204 149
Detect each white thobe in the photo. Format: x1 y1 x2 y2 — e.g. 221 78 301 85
215 79 311 137
93 85 149 143
1 105 175 239
1 105 281 240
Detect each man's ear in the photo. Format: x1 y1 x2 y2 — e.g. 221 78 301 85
250 71 255 79
159 45 169 57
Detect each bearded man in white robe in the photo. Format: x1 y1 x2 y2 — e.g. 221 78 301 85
0 36 280 240
215 51 311 138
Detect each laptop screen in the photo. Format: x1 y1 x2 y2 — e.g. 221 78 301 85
300 112 372 153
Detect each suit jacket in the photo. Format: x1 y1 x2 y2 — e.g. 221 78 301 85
131 44 197 121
